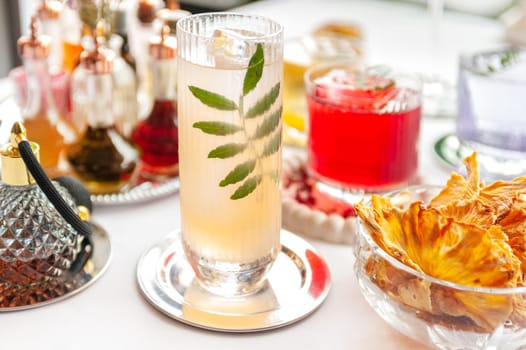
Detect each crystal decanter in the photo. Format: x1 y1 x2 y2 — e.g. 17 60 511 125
67 28 138 194
0 123 83 307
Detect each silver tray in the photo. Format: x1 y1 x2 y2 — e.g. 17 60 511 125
0 97 179 207
0 222 112 311
137 230 331 332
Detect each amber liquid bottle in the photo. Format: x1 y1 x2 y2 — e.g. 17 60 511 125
67 34 138 194
61 3 83 73
18 17 77 178
132 25 179 180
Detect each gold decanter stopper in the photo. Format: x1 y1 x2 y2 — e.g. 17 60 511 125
0 122 40 186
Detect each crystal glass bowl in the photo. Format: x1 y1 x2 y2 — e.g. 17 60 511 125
353 185 526 350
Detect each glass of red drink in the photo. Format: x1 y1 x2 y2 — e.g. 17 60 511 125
305 62 422 194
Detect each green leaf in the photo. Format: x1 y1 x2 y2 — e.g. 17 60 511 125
193 121 243 135
262 131 281 157
243 43 264 96
244 83 280 119
231 176 261 200
219 160 256 187
252 108 281 140
208 143 247 159
189 86 238 111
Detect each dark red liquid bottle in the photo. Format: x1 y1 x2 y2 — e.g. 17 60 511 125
132 100 178 178
131 25 179 180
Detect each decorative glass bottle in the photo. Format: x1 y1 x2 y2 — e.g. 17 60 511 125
61 1 84 73
36 0 64 69
156 0 191 35
109 34 138 139
132 0 161 119
16 16 77 178
0 123 83 307
67 30 138 194
112 3 136 71
10 4 71 123
131 25 178 180
35 0 72 121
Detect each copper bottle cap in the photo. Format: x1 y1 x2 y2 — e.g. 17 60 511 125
0 122 39 186
156 6 191 34
164 0 180 10
149 24 177 59
37 0 63 20
137 0 157 24
17 16 51 59
79 23 115 74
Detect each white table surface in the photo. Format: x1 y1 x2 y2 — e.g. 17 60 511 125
0 1 507 349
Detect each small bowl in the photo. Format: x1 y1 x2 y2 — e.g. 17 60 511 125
353 185 526 350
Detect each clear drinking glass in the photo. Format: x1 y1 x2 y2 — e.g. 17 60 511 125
457 48 526 180
305 62 422 197
177 13 283 296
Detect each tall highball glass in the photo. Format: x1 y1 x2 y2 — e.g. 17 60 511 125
177 13 283 296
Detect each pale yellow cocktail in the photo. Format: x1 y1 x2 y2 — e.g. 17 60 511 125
177 13 283 295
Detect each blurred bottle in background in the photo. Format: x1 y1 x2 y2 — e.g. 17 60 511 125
156 0 191 35
16 16 77 178
130 0 162 120
36 0 64 69
109 34 138 139
61 0 84 73
67 25 138 194
11 1 72 122
112 0 136 71
131 25 178 181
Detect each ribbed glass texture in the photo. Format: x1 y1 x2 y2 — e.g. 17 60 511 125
0 182 83 305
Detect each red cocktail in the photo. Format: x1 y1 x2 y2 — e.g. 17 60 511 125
306 65 421 192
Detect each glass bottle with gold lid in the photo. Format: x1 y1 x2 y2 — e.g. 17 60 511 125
66 26 138 194
17 16 78 178
0 122 83 307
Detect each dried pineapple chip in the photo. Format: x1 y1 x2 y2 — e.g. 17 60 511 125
355 151 526 332
430 153 481 208
479 176 526 221
356 199 521 288
431 284 513 332
500 199 526 277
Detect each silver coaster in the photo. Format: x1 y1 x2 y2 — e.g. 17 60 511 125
0 222 112 311
91 178 179 206
137 230 331 332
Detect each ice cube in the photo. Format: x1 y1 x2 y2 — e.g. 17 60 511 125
208 28 262 69
314 67 398 111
